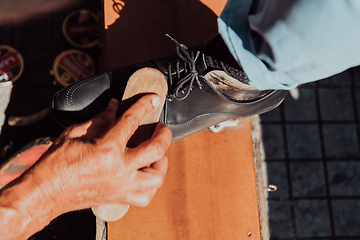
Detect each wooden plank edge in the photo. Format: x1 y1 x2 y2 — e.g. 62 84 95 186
251 115 270 240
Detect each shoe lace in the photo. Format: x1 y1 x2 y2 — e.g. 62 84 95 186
165 34 203 101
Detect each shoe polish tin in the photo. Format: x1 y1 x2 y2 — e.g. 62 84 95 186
62 10 100 48
53 50 95 87
0 45 24 83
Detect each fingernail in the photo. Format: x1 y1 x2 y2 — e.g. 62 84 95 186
152 96 161 108
107 99 118 110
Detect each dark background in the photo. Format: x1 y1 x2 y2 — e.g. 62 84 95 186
0 0 103 239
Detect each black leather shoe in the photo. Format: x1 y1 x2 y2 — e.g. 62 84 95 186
51 34 288 142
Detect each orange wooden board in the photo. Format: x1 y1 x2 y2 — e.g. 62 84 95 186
103 0 262 239
108 118 261 239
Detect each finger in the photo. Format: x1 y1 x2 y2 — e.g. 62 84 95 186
124 188 158 207
134 156 168 190
66 99 118 139
103 157 167 206
126 123 172 170
74 99 119 140
149 156 169 175
103 94 161 146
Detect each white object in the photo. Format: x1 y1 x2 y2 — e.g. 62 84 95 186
0 81 12 134
209 119 239 133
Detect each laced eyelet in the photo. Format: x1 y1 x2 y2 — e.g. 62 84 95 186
166 95 173 102
165 34 204 101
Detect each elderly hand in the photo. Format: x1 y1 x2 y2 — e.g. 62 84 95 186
0 94 172 240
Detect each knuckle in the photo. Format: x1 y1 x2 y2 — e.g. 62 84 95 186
66 125 75 132
122 113 138 125
137 95 152 107
153 175 164 188
92 119 109 133
65 125 76 135
99 141 122 164
138 195 152 207
163 125 173 137
96 114 110 126
150 142 167 159
121 114 139 132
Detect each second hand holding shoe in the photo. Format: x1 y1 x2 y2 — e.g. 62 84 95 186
51 34 288 142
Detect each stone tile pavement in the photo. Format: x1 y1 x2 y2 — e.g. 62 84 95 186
261 66 360 240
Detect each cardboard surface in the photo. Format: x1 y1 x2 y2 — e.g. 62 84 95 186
108 119 261 239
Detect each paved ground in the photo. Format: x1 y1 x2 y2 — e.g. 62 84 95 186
261 66 360 240
1 0 359 239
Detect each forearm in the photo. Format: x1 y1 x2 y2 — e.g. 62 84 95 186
0 168 61 240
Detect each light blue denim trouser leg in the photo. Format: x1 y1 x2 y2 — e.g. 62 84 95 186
218 0 360 90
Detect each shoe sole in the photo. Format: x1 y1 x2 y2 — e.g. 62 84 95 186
91 67 168 222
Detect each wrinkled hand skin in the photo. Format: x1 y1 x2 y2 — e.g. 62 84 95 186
0 94 172 240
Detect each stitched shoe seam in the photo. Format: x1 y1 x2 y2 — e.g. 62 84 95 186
66 74 105 106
